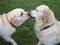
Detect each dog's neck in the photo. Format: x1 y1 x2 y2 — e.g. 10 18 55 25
35 16 56 32
35 18 55 28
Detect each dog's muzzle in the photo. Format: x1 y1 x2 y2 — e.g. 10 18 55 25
27 11 35 19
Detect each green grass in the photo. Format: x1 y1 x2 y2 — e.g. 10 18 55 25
0 0 60 45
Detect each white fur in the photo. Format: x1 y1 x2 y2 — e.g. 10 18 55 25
30 5 60 45
0 8 29 45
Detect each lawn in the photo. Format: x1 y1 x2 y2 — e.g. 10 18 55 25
0 0 60 45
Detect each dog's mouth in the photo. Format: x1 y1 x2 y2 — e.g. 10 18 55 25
27 11 35 20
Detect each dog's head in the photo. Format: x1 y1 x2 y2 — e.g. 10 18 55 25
7 8 30 26
29 5 55 24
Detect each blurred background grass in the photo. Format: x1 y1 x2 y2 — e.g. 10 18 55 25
0 0 60 45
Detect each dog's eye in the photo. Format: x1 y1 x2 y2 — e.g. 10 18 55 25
20 12 23 16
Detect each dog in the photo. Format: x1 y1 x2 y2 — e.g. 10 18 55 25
28 5 60 45
0 8 30 45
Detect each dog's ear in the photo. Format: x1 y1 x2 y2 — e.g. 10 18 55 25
7 13 15 25
42 8 52 25
10 15 15 23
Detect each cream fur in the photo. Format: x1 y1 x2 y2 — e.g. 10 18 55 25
0 8 30 45
30 5 60 45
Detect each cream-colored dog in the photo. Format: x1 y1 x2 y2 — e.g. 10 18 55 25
29 5 60 45
0 8 30 45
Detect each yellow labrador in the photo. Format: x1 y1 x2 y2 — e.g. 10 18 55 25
29 5 60 45
0 8 30 45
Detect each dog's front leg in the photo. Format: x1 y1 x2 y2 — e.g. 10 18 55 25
3 36 17 45
37 41 42 45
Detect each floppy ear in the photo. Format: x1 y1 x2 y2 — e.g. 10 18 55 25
42 8 52 24
6 13 15 25
9 15 15 24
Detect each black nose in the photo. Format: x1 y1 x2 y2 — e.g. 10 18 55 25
27 11 31 16
27 11 32 20
27 11 32 17
27 11 35 19
27 12 31 16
